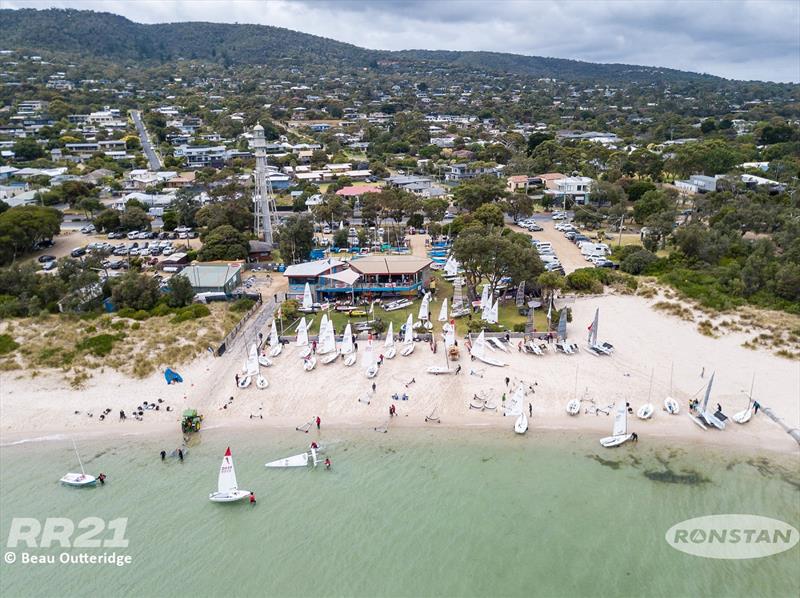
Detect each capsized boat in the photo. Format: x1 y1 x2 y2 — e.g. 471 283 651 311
265 447 320 468
732 374 756 424
60 439 96 487
209 447 250 502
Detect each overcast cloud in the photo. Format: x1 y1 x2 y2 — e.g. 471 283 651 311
6 0 800 82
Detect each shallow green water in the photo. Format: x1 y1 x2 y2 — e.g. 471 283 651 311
1 428 798 598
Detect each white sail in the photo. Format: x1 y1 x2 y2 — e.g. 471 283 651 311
363 341 376 369
269 320 279 347
612 398 627 437
473 330 487 360
481 293 493 320
557 309 568 341
296 317 309 346
504 386 524 416
444 324 455 348
403 314 413 344
302 283 313 310
218 447 238 493
384 322 395 347
444 256 459 277
701 372 714 413
419 292 431 321
340 323 354 354
515 281 526 308
487 299 499 324
438 298 448 322
320 313 329 335
265 452 310 468
319 320 336 354
246 343 260 376
588 308 599 346
480 284 489 309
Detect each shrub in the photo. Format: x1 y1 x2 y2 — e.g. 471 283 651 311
371 319 387 335
621 249 658 275
76 333 125 357
566 269 604 294
150 303 172 317
0 334 19 355
117 307 137 319
230 298 255 312
171 304 211 324
512 323 526 332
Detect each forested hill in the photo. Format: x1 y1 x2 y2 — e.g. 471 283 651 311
2 8 722 83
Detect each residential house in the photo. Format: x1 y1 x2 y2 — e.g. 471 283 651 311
507 175 531 193
178 263 243 294
444 163 501 182
674 174 718 195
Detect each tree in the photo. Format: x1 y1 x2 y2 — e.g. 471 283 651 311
173 194 201 228
501 193 534 222
573 205 604 229
536 271 565 307
198 225 249 261
473 203 504 228
312 194 351 227
620 249 657 274
624 180 656 202
166 274 196 307
78 197 103 219
526 133 553 156
12 138 44 161
111 272 161 311
277 214 314 264
591 181 626 206
0 206 62 265
94 209 120 233
453 175 508 212
332 228 349 248
162 210 179 231
453 227 543 300
422 198 448 222
195 200 252 232
120 206 151 231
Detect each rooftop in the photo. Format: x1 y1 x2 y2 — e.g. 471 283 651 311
179 263 242 288
350 255 432 275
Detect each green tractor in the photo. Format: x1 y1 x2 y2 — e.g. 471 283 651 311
181 409 203 434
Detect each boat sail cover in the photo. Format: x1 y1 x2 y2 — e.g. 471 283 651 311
444 256 459 277
319 320 336 354
480 284 489 309
515 281 526 308
438 298 448 322
363 340 377 371
557 309 568 341
453 280 464 309
218 447 239 493
296 317 309 346
481 293 493 320
302 283 313 310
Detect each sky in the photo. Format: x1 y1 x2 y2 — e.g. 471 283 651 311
6 0 800 82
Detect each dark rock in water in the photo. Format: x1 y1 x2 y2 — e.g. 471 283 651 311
587 454 622 470
644 468 710 485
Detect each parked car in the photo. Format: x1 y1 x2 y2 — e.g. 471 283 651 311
37 254 56 263
41 260 57 271
127 231 139 240
80 225 96 234
70 247 87 258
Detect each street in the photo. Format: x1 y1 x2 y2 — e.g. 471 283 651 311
130 109 162 170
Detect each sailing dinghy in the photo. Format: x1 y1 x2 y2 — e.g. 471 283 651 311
732 375 756 424
566 399 581 415
689 373 725 430
268 320 282 357
60 439 97 487
296 317 312 358
384 322 396 359
363 340 379 379
600 400 633 448
265 447 320 469
340 323 356 366
514 411 529 434
418 292 433 330
209 447 250 502
470 330 506 367
587 308 614 356
400 314 415 357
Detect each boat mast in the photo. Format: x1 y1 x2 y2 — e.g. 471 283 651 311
72 439 86 475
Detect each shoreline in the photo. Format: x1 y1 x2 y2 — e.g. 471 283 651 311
2 294 799 457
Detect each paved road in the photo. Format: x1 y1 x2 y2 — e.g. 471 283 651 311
130 109 162 170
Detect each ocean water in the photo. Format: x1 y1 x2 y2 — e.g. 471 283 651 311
1 428 798 598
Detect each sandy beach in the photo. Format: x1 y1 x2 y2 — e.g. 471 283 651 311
2 292 798 454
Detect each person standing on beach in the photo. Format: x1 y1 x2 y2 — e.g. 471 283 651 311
505 377 510 387
529 403 532 417
701 367 705 378
235 373 240 386
160 450 166 461
372 382 376 393
316 416 321 430
178 448 184 461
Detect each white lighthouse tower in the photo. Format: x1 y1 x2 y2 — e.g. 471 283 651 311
251 122 277 247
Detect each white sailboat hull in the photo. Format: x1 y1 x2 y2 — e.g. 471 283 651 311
299 346 312 359
732 407 753 424
209 490 250 503
426 366 452 375
237 376 252 388
60 473 96 487
365 365 379 379
269 344 282 357
700 410 726 430
636 404 654 420
303 357 317 371
265 453 310 468
600 434 632 448
256 375 268 389
344 354 357 367
514 412 528 434
470 350 506 367
321 351 340 365
258 356 272 367
401 343 415 357
664 397 680 415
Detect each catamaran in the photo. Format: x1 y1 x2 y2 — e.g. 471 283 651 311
400 313 415 356
60 439 97 487
384 321 396 359
587 308 614 356
209 447 250 503
470 330 506 367
689 373 725 430
600 399 633 447
265 446 321 468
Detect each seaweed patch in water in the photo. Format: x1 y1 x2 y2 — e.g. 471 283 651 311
587 454 623 470
746 457 800 491
644 468 710 485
